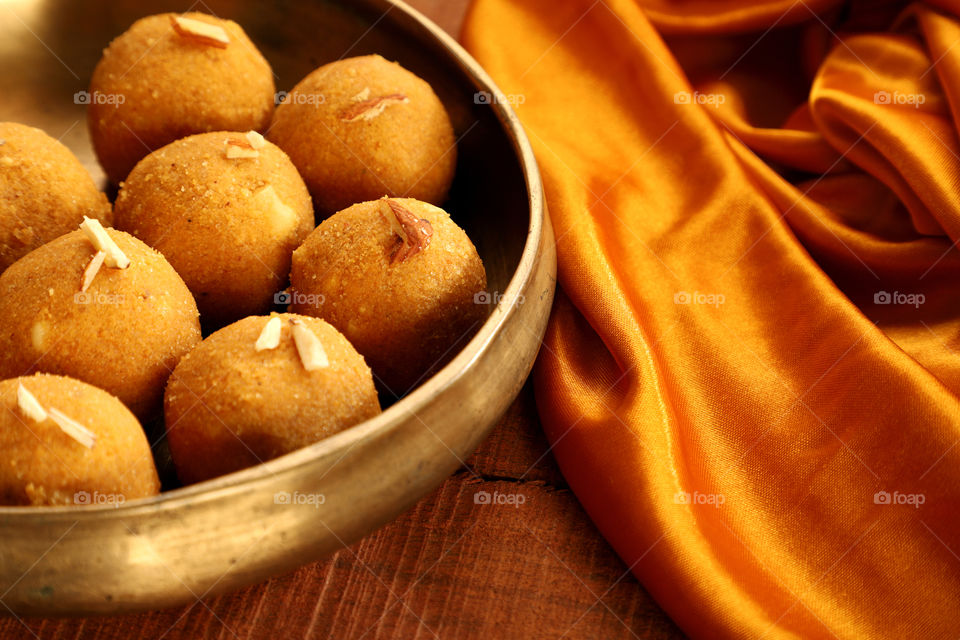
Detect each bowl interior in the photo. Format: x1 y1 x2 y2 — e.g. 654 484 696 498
0 0 532 492
0 0 529 318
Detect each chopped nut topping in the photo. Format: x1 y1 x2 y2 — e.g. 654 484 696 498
290 320 329 371
30 320 49 352
255 316 283 351
225 137 259 159
245 131 266 149
79 217 130 269
48 408 96 449
16 384 47 423
379 198 433 262
226 146 258 159
170 15 230 48
252 185 297 235
81 250 106 293
339 93 409 122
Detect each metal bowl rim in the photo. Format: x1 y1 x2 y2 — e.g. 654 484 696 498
0 0 546 519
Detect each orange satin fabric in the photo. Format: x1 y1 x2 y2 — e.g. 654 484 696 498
463 1 960 638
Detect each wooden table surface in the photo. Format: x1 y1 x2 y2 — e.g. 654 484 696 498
0 2 686 638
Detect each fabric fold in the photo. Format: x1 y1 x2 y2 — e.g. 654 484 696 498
463 0 960 637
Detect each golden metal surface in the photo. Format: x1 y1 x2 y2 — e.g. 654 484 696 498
0 0 555 615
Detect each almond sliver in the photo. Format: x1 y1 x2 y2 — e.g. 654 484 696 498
79 217 130 269
81 250 106 293
17 384 47 423
340 93 409 122
48 408 96 449
171 15 230 48
245 131 266 149
255 316 283 351
225 138 259 159
291 320 329 371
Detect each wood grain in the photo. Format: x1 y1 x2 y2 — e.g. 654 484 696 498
1 386 683 640
0 1 687 638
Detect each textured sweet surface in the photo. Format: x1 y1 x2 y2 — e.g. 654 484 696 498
164 313 380 485
0 229 201 418
0 373 159 506
88 12 275 183
0 122 111 273
268 55 456 217
114 131 313 326
290 197 486 395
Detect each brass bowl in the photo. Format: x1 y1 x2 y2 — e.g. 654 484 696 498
0 0 554 615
